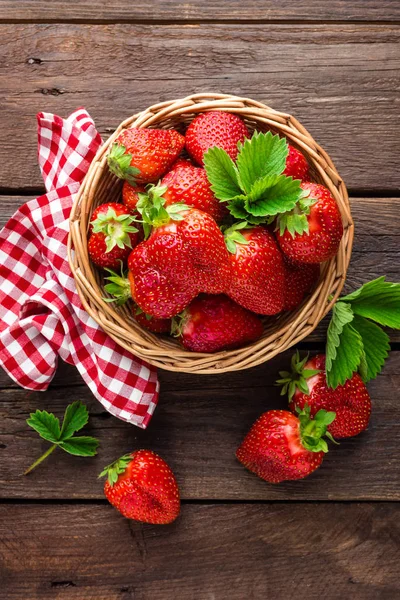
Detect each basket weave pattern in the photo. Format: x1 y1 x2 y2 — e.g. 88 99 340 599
68 93 353 374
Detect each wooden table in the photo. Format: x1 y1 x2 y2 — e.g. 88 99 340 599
1 3 399 598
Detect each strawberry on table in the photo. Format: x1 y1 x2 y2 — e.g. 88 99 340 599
283 144 310 181
185 111 249 166
236 405 336 483
278 352 372 438
88 203 139 269
224 223 285 315
108 127 185 184
172 294 263 353
276 182 343 264
100 450 180 525
283 257 320 311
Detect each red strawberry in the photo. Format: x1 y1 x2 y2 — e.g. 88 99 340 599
236 406 335 483
224 224 285 315
134 309 172 334
127 207 231 318
276 182 343 264
162 162 228 223
283 257 320 311
279 353 372 439
185 111 249 166
283 145 310 181
100 450 180 525
108 127 185 184
122 180 146 213
173 294 263 353
88 203 139 269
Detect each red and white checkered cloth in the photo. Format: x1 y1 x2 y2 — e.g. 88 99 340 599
0 109 159 428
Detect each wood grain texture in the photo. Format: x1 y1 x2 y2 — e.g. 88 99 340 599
0 1 399 22
1 503 399 599
1 195 398 341
1 24 399 190
1 350 399 500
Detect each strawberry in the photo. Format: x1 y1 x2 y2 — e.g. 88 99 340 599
127 207 231 318
122 180 146 214
105 195 232 319
276 182 343 264
283 145 310 181
278 353 372 438
224 224 285 315
162 161 228 223
100 450 180 525
134 309 172 334
108 127 185 184
236 406 335 483
283 257 320 311
185 111 249 166
88 203 139 269
172 294 263 353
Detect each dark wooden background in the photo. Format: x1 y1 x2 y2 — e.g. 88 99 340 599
0 2 399 598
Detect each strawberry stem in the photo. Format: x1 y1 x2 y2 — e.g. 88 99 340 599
24 443 57 475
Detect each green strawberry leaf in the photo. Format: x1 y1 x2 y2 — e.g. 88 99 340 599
27 410 61 443
60 401 90 440
244 174 304 218
326 317 364 389
236 131 288 194
203 146 242 201
351 314 390 382
58 436 99 457
341 277 400 329
25 402 99 475
326 301 361 388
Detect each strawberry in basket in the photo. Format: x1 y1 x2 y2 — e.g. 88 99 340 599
108 127 185 184
185 111 249 165
87 203 140 269
122 159 228 223
104 190 232 319
223 223 286 315
276 182 343 264
172 294 263 353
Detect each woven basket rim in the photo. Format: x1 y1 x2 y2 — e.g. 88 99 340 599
68 93 353 374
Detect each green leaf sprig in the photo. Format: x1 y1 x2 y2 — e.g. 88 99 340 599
25 401 99 475
326 277 400 388
203 131 305 226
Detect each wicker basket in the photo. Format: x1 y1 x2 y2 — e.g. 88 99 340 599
68 93 353 374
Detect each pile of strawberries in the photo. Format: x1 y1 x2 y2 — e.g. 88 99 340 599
87 110 343 353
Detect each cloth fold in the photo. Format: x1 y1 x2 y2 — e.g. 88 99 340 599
0 109 159 428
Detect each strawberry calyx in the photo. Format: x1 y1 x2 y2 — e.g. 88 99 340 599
298 404 337 453
103 266 131 305
222 221 251 254
136 183 189 238
99 453 132 486
170 311 187 338
276 351 321 400
275 188 317 238
91 207 138 253
108 142 141 184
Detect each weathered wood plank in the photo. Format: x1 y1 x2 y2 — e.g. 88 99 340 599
0 503 399 599
0 195 398 356
1 24 399 190
0 350 399 500
0 1 399 22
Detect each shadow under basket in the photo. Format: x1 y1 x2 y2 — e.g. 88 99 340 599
68 93 354 374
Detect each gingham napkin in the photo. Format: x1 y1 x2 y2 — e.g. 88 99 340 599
0 109 159 428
